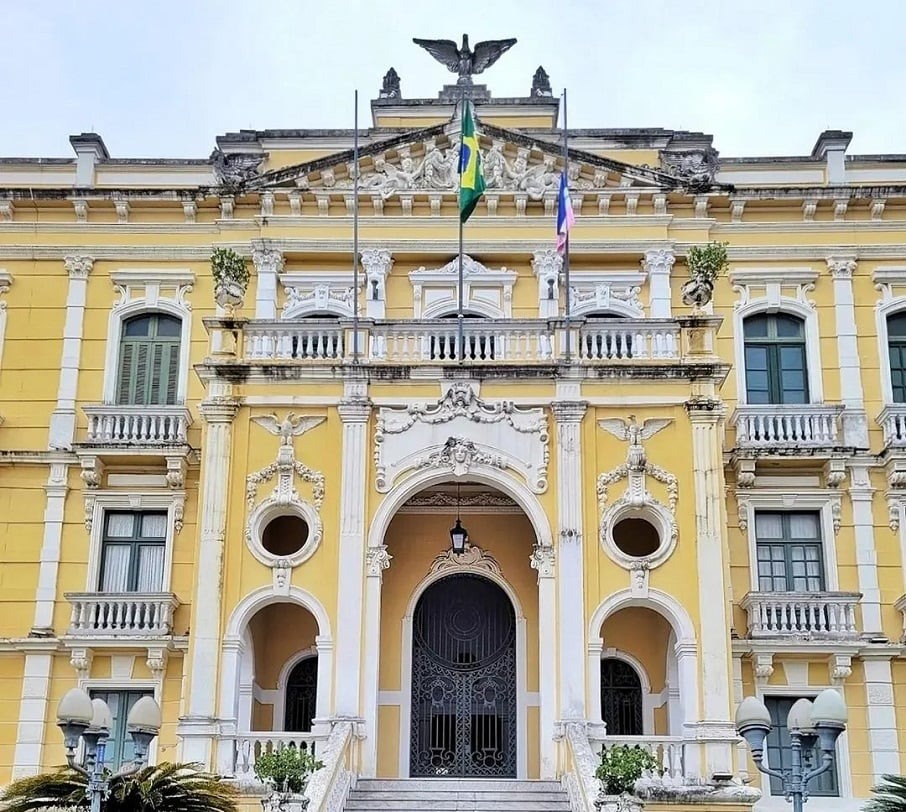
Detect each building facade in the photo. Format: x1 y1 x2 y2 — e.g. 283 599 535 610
1 58 905 811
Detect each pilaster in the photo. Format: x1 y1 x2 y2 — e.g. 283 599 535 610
49 255 93 450
361 543 390 777
551 384 587 722
360 249 393 319
32 462 70 633
252 242 284 319
685 399 733 779
862 653 902 781
530 542 557 779
643 249 675 318
848 461 883 636
532 249 563 318
180 382 239 766
12 650 55 778
828 257 868 448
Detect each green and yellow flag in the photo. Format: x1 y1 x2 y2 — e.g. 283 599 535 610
459 101 486 223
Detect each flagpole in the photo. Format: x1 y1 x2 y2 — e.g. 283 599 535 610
561 88 571 363
458 91 465 364
352 88 360 363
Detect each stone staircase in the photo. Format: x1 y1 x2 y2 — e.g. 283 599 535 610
345 778 572 811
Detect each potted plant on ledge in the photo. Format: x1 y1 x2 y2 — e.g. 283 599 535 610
254 746 324 812
594 744 657 811
681 240 729 309
211 247 250 312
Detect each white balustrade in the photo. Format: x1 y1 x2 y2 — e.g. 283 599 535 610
83 405 191 445
741 592 861 640
576 321 679 361
65 592 179 635
229 732 326 781
591 736 688 784
246 321 344 360
731 405 844 448
879 405 906 448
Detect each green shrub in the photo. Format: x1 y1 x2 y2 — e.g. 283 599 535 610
595 744 658 796
687 241 729 284
253 745 324 793
211 247 249 289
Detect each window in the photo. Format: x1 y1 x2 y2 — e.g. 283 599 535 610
100 512 167 593
117 313 182 405
600 659 643 736
743 313 808 404
284 657 318 732
755 512 824 592
764 696 838 797
888 313 906 403
88 689 154 769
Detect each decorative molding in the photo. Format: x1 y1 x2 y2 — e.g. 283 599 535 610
63 254 94 279
409 254 517 318
401 490 519 510
753 652 774 685
366 545 392 578
827 257 857 279
429 544 501 576
530 543 555 580
374 382 549 494
828 653 853 685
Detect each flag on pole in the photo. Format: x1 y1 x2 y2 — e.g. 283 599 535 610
556 171 575 252
459 101 486 223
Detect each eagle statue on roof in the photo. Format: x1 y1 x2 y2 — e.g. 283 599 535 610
413 34 517 85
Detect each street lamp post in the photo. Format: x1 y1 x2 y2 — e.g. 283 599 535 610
57 688 162 812
735 688 848 812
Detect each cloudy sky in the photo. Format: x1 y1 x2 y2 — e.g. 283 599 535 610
1 0 903 159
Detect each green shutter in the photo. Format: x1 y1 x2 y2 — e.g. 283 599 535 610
116 343 134 404
164 341 180 405
116 315 182 405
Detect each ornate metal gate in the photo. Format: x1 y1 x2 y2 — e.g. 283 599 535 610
410 573 517 777
284 656 318 732
600 658 643 736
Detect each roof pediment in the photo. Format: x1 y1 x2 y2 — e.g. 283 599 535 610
244 120 689 202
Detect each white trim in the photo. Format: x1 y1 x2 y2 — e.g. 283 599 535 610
397 567 529 780
85 492 182 593
733 298 823 405
738 492 840 592
273 647 318 731
409 255 517 319
601 504 676 571
246 499 323 569
588 588 697 643
102 292 193 405
0 270 11 376
224 585 332 641
754 685 853 803
875 297 906 405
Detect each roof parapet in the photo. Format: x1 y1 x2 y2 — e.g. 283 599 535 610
69 133 109 186
812 130 852 184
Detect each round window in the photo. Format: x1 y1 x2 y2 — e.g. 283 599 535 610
262 515 310 557
611 517 660 558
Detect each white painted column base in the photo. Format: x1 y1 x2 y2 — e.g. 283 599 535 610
863 655 901 781
12 652 54 778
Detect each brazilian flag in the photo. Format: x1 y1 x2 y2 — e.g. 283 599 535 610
459 101 486 223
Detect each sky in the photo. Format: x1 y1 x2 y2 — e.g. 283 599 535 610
0 0 904 160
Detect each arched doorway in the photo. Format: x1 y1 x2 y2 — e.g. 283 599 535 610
600 658 643 736
410 573 517 777
284 656 318 732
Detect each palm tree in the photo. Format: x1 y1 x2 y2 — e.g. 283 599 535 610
866 775 906 812
0 762 239 812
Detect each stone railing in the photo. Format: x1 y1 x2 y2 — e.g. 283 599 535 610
878 405 906 448
64 592 179 636
205 316 721 368
562 722 603 812
595 736 687 784
304 721 357 812
227 732 326 783
730 404 844 449
895 595 906 642
82 405 192 445
741 591 861 640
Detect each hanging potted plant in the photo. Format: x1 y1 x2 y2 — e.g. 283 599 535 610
681 240 729 308
254 746 324 811
211 247 250 312
594 744 657 811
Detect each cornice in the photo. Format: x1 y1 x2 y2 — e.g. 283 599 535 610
110 268 196 286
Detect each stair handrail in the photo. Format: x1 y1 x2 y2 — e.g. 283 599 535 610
304 719 357 812
562 721 600 812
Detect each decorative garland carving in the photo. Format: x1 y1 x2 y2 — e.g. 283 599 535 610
429 544 502 576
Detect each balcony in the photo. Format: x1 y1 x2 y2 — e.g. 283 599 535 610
221 732 326 783
879 404 906 449
82 404 192 447
730 404 844 451
64 592 179 638
741 591 861 641
207 316 720 370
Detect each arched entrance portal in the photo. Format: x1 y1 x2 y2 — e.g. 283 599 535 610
410 573 517 777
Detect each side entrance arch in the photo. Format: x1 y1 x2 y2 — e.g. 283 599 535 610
409 573 517 777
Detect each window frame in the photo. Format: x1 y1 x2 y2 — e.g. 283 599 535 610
116 313 183 407
99 511 168 593
742 313 810 405
80 680 160 769
879 302 906 404
88 688 155 770
754 511 826 593
733 299 823 406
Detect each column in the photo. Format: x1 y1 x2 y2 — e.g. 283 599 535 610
252 243 284 319
862 653 902 782
643 249 675 318
49 255 93 450
531 543 558 779
686 400 734 779
551 388 587 721
179 380 238 765
360 544 391 777
848 462 882 635
12 651 54 778
828 257 868 448
32 462 69 633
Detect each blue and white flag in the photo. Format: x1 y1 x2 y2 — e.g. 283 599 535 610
556 171 575 252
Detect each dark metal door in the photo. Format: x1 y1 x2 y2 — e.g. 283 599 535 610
410 573 516 777
600 658 643 736
284 656 317 732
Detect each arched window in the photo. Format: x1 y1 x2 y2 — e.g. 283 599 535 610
743 313 808 404
116 314 182 406
888 313 906 403
284 656 318 732
600 658 643 736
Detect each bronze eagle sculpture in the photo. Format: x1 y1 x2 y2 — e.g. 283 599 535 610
413 34 517 84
